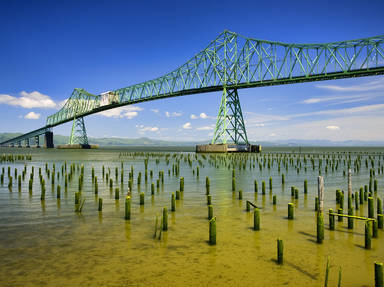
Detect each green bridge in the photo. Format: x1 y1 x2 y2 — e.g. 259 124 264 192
1 30 384 148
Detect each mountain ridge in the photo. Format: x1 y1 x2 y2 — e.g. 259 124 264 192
1 133 383 147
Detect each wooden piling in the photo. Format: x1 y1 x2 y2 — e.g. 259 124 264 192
162 207 168 231
171 192 176 211
375 262 383 287
208 205 213 220
232 177 236 192
329 208 335 230
254 208 260 231
98 198 103 211
207 194 212 205
378 214 383 229
304 179 308 194
368 197 374 218
338 208 343 222
277 238 283 264
209 217 216 245
180 177 184 192
125 196 131 220
75 192 80 205
324 256 330 287
348 208 353 229
317 211 324 243
288 203 294 219
378 197 383 215
365 220 372 249
262 180 266 195
140 192 144 205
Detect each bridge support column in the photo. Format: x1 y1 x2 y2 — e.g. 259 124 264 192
17 141 22 148
35 135 40 148
212 87 248 145
44 131 54 148
69 117 89 147
25 138 30 148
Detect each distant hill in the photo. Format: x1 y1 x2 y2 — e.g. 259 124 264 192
0 133 383 147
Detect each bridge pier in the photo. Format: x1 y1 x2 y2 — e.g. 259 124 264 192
197 87 261 153
212 87 249 145
17 141 22 148
25 138 30 148
35 135 40 148
44 131 54 148
68 117 90 147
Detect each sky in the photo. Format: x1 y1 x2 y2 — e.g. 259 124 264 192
0 0 384 143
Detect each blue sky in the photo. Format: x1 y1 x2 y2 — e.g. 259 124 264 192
1 0 384 142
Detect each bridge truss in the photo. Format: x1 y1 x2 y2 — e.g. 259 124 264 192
2 30 384 147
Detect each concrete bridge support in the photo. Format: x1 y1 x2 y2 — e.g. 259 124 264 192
35 135 40 148
44 131 54 148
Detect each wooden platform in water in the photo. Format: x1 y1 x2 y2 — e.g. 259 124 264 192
56 144 99 149
196 143 261 153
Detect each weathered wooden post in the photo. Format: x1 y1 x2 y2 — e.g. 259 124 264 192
365 220 372 249
375 262 383 287
277 238 283 264
254 208 260 231
209 217 216 245
162 207 168 231
317 176 324 243
348 169 352 209
329 208 335 230
125 196 131 220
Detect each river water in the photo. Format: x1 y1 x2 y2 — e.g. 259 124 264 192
0 146 383 286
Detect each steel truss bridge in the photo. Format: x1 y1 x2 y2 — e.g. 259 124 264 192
1 30 384 148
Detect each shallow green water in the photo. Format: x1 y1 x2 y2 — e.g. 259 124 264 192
0 147 383 286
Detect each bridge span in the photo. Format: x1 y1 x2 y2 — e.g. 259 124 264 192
1 30 384 148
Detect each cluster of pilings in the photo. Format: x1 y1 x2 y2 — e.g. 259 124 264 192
1 149 384 285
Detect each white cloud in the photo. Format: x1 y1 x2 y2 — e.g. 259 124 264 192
165 111 182 117
182 122 192 129
99 105 143 119
196 126 214 131
151 109 159 114
246 104 384 125
0 91 56 109
301 93 383 105
245 115 384 142
24 111 41 120
296 103 384 117
136 125 159 133
326 125 340 130
315 78 384 92
200 112 215 119
190 114 198 119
